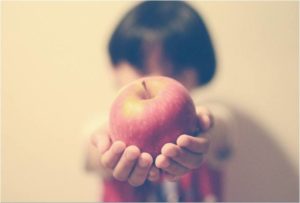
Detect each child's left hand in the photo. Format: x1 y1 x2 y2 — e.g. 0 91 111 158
154 106 212 181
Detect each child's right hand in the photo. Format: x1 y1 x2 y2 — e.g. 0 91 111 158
91 129 160 187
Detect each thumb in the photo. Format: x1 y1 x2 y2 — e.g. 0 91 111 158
196 106 214 131
91 128 112 154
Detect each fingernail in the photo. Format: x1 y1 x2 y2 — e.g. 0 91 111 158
178 135 190 147
112 143 125 154
139 157 149 168
161 159 170 168
168 149 178 157
125 147 140 160
203 115 211 129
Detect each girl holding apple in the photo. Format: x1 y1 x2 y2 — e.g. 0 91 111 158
86 1 233 202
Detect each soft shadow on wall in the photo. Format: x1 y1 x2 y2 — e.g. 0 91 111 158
223 103 299 202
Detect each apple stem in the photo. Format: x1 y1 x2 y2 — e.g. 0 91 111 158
142 80 151 99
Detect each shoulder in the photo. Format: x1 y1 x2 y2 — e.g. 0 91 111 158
190 87 236 128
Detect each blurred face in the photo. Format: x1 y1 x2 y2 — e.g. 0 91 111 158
113 43 198 90
114 43 171 86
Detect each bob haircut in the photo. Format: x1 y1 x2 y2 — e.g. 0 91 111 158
108 1 216 86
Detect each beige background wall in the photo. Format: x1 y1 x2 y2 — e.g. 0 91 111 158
2 1 298 202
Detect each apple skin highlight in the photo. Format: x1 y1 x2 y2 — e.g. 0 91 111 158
109 76 200 158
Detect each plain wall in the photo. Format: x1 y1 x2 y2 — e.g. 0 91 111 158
2 1 298 202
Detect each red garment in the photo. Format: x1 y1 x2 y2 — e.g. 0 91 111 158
102 162 223 202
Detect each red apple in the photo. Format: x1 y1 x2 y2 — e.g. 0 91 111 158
109 76 200 158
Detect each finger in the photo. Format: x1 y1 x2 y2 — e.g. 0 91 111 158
112 145 140 181
128 153 153 186
196 106 214 130
196 106 211 115
198 114 212 131
177 134 210 153
156 155 189 176
101 141 126 169
147 166 160 182
91 132 111 153
155 154 171 169
162 143 204 169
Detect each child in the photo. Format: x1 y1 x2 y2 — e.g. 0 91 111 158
86 1 233 202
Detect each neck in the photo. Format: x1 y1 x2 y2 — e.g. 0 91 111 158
177 69 199 91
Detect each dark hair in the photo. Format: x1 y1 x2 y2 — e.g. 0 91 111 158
108 1 216 85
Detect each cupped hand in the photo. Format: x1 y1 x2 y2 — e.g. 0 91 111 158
92 131 160 186
155 106 213 181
